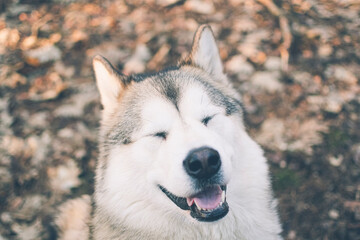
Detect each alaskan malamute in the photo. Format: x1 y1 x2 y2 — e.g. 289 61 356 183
57 25 282 240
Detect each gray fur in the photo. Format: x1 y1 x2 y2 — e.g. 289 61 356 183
103 69 243 147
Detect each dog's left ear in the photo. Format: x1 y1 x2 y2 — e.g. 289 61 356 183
93 55 127 111
187 25 225 80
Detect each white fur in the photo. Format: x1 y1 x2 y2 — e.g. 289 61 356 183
98 81 282 239
93 56 123 111
90 25 282 240
192 27 225 80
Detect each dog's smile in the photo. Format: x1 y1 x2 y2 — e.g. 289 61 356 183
159 185 229 222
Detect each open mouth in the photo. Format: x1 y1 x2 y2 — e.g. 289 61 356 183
159 185 229 222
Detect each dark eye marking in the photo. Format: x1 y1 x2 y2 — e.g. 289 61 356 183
201 115 214 126
153 131 168 140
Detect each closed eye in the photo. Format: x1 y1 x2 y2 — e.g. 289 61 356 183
201 115 214 126
153 131 168 140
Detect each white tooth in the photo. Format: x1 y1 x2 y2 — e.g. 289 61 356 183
222 190 226 202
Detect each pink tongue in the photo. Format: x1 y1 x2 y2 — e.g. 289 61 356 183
187 186 222 210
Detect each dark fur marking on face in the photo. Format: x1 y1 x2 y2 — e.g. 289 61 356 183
162 81 179 110
195 78 242 117
149 71 181 111
105 106 142 147
122 138 131 145
128 66 181 83
107 133 129 146
107 122 136 146
127 67 182 111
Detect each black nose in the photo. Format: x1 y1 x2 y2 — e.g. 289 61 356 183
183 147 221 179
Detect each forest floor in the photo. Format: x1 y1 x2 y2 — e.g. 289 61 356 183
0 0 359 239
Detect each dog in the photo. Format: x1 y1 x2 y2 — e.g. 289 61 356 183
56 24 282 240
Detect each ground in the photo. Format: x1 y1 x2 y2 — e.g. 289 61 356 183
0 0 359 239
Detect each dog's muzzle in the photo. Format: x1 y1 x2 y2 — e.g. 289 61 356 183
159 185 228 222
159 147 229 222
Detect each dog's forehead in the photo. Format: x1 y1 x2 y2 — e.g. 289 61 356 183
106 67 241 145
127 67 240 116
140 82 218 122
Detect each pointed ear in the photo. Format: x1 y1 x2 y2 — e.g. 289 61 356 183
93 55 126 111
187 25 224 79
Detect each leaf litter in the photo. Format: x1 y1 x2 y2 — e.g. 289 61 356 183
0 0 359 239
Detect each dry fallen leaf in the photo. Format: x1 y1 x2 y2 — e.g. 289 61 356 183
24 44 62 66
47 159 81 193
25 72 67 101
0 66 27 88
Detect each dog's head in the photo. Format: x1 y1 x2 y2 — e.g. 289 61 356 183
93 25 248 225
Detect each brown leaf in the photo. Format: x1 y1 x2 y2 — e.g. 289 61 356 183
25 72 67 101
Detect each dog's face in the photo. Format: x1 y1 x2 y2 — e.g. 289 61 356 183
93 26 249 226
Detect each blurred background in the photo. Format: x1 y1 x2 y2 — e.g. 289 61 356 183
0 0 359 239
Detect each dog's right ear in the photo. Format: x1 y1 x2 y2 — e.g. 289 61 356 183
93 55 127 111
184 25 225 81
